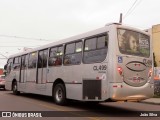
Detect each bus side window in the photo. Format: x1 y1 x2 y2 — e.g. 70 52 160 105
25 54 28 68
64 41 82 65
13 57 21 70
83 34 108 63
38 49 48 68
5 58 13 74
21 56 25 69
21 55 28 70
48 46 63 66
28 52 37 69
38 51 43 68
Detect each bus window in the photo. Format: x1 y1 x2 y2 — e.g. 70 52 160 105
28 52 37 69
118 29 150 57
65 43 75 54
64 41 82 65
38 51 43 68
21 55 26 70
13 57 21 70
21 55 28 69
38 49 48 68
83 34 108 63
49 46 63 66
97 36 107 48
25 54 28 68
84 38 96 51
76 42 82 52
6 58 13 74
43 50 48 67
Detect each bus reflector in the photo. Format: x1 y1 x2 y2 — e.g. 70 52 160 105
96 77 100 80
117 67 123 75
135 63 140 66
113 85 123 88
72 81 78 83
113 85 117 88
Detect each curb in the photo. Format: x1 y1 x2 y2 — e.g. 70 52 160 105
141 101 160 105
140 98 160 105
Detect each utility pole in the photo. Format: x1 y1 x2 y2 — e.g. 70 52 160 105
119 13 123 24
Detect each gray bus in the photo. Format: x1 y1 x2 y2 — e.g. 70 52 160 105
4 23 154 105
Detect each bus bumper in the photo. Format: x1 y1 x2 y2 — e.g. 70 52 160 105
110 82 154 101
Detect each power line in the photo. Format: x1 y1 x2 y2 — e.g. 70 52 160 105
123 0 142 19
0 52 8 59
0 45 40 48
0 34 52 42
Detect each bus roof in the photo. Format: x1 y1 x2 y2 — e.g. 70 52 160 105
8 23 148 58
9 24 110 58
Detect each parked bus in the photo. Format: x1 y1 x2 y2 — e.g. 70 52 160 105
4 23 154 105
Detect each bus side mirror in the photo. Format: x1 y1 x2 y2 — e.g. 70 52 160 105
3 70 7 76
3 64 7 76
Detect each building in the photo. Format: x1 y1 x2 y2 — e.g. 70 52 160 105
145 24 160 67
152 24 160 67
146 24 160 79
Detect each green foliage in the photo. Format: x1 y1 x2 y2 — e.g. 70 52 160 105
153 53 157 67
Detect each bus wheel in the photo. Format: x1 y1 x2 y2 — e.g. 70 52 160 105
53 84 66 105
12 82 20 95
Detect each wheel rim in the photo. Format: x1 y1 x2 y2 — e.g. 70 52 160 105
55 87 63 102
13 83 17 92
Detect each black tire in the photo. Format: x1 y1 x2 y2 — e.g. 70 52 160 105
53 84 66 105
12 82 20 95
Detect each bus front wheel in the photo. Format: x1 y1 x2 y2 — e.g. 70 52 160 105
12 82 20 95
53 84 66 105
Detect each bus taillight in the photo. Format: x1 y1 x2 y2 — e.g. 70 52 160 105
148 68 152 78
117 67 123 75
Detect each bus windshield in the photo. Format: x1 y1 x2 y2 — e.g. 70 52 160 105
117 29 150 57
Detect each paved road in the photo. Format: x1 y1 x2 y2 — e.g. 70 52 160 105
0 90 160 120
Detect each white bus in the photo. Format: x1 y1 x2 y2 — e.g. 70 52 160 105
4 23 154 105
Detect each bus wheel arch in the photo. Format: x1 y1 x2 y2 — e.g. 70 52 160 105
52 79 66 105
12 79 20 95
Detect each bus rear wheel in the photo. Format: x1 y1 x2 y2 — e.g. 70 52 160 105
53 84 66 105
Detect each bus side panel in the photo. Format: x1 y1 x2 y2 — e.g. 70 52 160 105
25 69 37 93
63 65 83 100
47 67 65 83
107 26 118 98
5 81 12 90
81 62 109 101
5 70 17 90
45 83 53 96
47 65 84 100
66 84 82 100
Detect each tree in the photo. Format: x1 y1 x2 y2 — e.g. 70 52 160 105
153 53 157 67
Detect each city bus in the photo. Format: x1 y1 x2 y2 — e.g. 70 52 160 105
4 23 154 105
